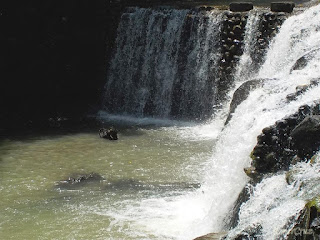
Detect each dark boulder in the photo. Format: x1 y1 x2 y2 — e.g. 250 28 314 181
99 127 118 140
225 79 264 125
271 2 295 13
229 3 253 12
225 184 253 229
249 102 320 176
290 115 320 159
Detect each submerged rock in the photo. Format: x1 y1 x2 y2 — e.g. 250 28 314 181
286 79 319 102
290 48 320 72
56 173 104 189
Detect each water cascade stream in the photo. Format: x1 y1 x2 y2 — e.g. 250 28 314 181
1 4 320 240
102 8 224 120
101 4 320 239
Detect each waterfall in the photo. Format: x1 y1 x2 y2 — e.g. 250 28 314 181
103 8 223 120
98 4 320 240
224 4 320 239
233 9 263 83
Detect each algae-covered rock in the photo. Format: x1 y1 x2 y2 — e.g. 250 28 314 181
288 196 320 239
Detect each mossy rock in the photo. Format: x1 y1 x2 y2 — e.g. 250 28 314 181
288 196 320 239
307 196 320 212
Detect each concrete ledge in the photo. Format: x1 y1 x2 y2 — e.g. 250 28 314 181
229 2 253 12
271 2 295 13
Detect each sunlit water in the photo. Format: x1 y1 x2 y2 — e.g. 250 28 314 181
0 124 219 240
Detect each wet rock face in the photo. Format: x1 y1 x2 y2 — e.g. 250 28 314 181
218 12 248 102
290 48 320 72
225 79 264 124
217 11 287 105
291 115 320 159
254 12 287 65
250 102 320 174
286 79 319 102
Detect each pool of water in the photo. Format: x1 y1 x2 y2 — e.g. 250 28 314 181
0 123 216 239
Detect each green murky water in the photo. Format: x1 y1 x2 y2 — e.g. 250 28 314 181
0 126 214 239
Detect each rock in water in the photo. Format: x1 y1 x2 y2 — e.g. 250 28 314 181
55 173 104 189
99 127 118 140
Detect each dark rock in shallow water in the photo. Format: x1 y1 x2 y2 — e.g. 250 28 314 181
99 127 118 140
271 2 295 13
56 173 104 189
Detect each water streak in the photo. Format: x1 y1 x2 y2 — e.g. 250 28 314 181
103 8 223 120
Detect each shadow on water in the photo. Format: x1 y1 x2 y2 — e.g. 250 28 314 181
0 112 197 142
0 117 151 143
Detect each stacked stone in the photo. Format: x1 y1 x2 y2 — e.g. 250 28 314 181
217 12 248 104
253 12 287 65
220 12 247 75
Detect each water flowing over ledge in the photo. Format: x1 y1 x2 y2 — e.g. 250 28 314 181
1 2 320 240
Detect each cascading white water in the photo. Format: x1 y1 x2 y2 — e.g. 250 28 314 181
103 8 223 120
96 4 320 240
223 4 320 239
233 9 263 83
